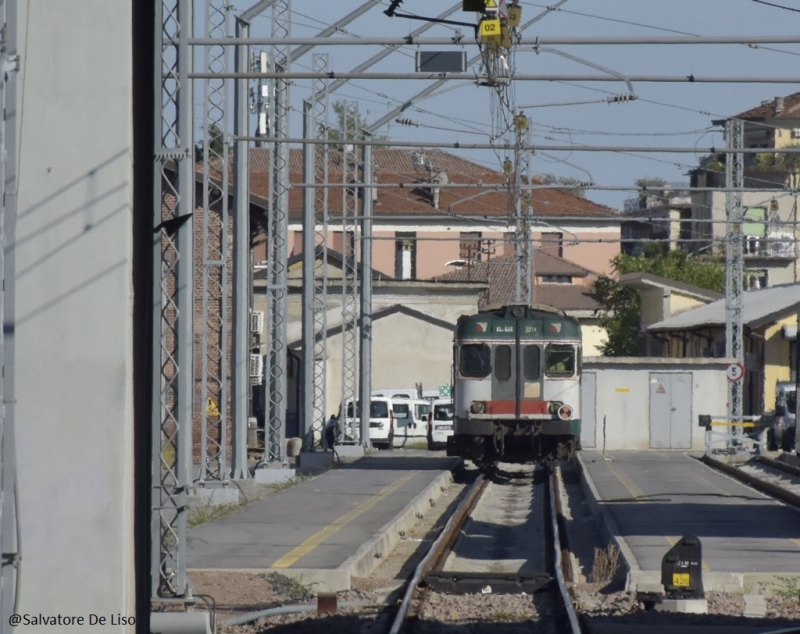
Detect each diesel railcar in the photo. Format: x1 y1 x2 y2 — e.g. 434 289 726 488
446 304 582 465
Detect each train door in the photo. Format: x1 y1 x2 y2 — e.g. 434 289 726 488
491 343 516 407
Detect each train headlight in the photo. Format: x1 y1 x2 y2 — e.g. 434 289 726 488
557 404 573 421
470 401 486 414
548 401 563 416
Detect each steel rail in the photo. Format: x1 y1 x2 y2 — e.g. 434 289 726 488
388 471 488 634
755 455 800 478
701 456 800 509
549 467 582 634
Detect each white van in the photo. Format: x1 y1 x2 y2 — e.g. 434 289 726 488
328 397 395 449
372 388 418 400
427 399 454 450
391 398 431 447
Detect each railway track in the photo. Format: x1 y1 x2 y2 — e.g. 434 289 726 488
388 463 582 634
702 453 800 508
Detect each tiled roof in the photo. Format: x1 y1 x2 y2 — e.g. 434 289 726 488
732 92 800 120
648 283 800 332
618 272 724 302
429 251 600 311
255 246 395 282
431 250 596 281
213 148 621 220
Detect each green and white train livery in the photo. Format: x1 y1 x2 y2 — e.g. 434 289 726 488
447 304 582 465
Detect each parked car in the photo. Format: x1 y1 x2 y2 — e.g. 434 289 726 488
390 398 431 447
427 399 455 450
325 396 396 449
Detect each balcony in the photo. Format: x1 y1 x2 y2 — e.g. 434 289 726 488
743 232 797 260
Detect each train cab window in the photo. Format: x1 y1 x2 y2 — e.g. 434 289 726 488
523 345 541 380
495 345 511 381
459 344 491 378
545 344 575 377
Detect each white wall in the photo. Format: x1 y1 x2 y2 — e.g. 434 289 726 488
14 1 135 630
582 358 731 451
323 312 455 418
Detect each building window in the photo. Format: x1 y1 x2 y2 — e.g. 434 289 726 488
541 274 572 284
743 207 767 256
460 231 483 261
541 232 563 258
394 232 416 279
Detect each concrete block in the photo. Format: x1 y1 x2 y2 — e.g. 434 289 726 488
636 582 665 595
191 486 242 507
655 598 708 614
253 467 296 484
151 611 212 634
743 594 767 618
333 444 366 458
297 451 335 474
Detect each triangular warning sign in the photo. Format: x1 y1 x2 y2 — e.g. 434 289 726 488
656 384 666 394
206 397 220 416
485 0 498 8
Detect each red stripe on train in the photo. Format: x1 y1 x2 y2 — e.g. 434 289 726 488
485 400 550 415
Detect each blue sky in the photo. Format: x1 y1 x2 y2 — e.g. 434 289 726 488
232 0 800 210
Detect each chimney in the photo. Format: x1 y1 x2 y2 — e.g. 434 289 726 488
776 96 785 115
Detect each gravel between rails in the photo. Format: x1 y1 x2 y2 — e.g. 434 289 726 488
186 455 800 633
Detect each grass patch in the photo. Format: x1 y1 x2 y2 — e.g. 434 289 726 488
759 575 800 599
402 441 430 451
262 572 317 602
268 474 312 493
590 545 620 583
188 501 243 528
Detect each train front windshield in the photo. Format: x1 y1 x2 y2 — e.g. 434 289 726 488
460 344 491 378
545 344 576 377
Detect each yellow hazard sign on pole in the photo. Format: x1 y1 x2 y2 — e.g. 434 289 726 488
206 397 220 416
484 0 498 8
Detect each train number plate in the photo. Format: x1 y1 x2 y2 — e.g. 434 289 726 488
672 573 690 587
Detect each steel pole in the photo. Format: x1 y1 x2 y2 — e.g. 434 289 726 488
301 100 316 450
359 138 373 450
231 18 250 478
0 0 19 625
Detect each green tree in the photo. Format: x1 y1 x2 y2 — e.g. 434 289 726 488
588 277 641 356
320 100 390 149
540 174 586 198
588 251 725 356
614 250 725 293
195 123 225 161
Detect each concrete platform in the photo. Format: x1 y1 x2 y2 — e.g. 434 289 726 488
187 454 461 592
577 450 800 594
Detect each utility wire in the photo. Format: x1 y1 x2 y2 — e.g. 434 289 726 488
751 0 800 13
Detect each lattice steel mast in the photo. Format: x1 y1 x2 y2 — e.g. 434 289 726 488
301 54 332 450
199 0 231 484
725 119 745 423
265 0 290 463
152 0 193 598
339 105 360 445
